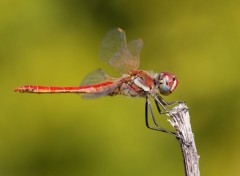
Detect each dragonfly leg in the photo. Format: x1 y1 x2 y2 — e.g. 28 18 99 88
154 95 182 115
145 97 176 136
156 95 180 107
154 99 166 114
153 95 169 112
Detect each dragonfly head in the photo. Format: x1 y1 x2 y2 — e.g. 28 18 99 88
155 72 178 96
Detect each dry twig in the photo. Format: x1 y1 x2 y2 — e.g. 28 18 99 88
167 102 200 176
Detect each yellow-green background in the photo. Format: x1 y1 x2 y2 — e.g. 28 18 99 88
1 0 240 175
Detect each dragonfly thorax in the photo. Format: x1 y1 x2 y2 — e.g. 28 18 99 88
154 72 178 96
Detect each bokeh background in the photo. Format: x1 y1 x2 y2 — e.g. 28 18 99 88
1 0 240 175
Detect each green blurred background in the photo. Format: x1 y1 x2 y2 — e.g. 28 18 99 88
1 0 240 175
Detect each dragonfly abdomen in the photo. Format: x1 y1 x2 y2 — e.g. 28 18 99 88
14 82 114 94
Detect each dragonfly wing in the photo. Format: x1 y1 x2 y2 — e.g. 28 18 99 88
99 28 143 74
80 69 114 86
108 39 143 73
80 69 117 99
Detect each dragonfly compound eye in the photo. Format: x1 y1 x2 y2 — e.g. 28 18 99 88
157 72 178 96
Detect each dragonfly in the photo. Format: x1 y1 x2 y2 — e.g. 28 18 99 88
15 28 179 135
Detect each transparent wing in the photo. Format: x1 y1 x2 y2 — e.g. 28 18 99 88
80 69 117 99
99 28 143 74
80 69 114 86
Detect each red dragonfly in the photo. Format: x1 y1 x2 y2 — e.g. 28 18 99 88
15 28 179 134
